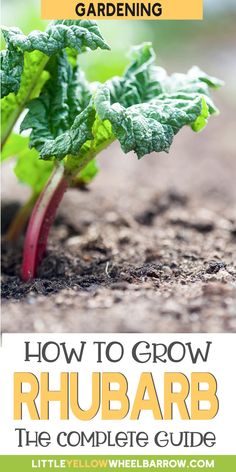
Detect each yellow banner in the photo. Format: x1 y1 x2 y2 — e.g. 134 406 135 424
41 0 203 20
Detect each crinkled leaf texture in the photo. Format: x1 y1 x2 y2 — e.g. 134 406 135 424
29 43 222 166
0 20 110 99
0 20 109 151
93 44 223 158
95 89 207 158
159 66 223 115
20 51 96 159
1 20 109 193
1 50 49 147
3 41 222 196
105 42 165 106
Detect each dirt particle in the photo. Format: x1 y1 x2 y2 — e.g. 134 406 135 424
230 225 236 238
37 254 68 279
135 190 188 226
205 260 226 274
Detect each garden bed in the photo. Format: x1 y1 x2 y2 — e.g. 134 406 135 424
2 107 236 333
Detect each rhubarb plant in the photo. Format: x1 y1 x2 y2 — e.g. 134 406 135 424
1 21 223 282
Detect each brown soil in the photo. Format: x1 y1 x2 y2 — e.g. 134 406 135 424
1 98 236 333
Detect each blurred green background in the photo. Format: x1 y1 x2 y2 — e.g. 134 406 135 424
1 0 236 103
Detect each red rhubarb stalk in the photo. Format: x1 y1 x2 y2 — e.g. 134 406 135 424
21 164 68 282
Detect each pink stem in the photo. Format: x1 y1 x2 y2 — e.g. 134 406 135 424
21 164 68 282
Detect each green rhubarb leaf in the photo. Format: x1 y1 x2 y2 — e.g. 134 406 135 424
5 39 222 190
1 21 110 99
186 66 224 89
1 20 109 149
21 52 95 159
1 50 49 147
34 42 222 164
20 52 76 151
40 104 96 160
65 117 114 177
104 42 166 107
191 97 210 132
95 87 209 158
0 38 24 97
91 47 222 158
67 67 92 123
1 132 30 162
160 66 223 115
1 133 53 193
31 43 162 162
104 47 222 116
14 147 53 194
